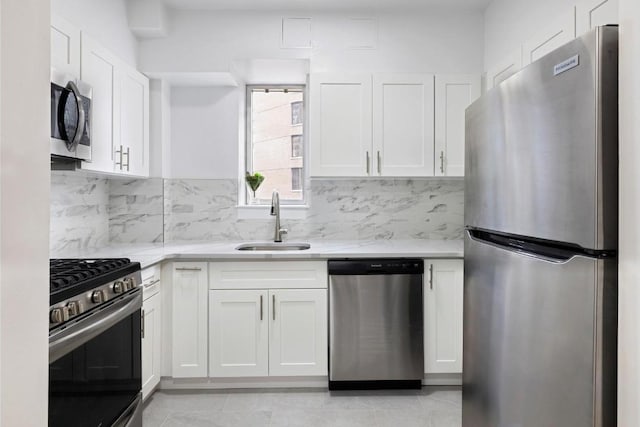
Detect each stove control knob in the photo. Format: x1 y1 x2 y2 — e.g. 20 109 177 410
124 277 135 291
112 281 124 294
91 290 105 304
66 301 82 316
50 307 69 324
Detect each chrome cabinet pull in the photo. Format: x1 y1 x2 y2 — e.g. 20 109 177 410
366 151 371 175
175 267 202 271
260 295 263 321
123 147 130 172
377 151 382 175
115 145 123 170
143 279 160 288
272 295 276 320
440 151 445 174
141 309 145 339
429 264 434 290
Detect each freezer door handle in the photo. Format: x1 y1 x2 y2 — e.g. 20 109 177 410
466 228 616 263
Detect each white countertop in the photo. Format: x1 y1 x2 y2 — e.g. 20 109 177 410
53 240 464 269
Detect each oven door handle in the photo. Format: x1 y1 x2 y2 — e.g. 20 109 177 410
49 290 142 363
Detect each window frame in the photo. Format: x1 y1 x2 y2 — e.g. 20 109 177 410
244 84 307 206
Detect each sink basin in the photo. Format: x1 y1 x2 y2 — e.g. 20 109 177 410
235 242 311 251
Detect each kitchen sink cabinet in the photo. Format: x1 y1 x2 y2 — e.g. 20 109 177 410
209 289 269 377
172 262 208 378
208 261 328 378
424 259 464 374
142 265 162 400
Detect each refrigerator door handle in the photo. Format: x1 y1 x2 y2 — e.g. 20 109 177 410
466 228 616 264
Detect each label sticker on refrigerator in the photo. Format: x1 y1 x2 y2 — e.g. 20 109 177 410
553 54 580 76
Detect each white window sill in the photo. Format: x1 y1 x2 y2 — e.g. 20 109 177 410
236 204 309 220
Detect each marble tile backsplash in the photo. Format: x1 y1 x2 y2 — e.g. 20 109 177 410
51 175 464 252
50 172 110 253
109 178 164 244
163 179 464 242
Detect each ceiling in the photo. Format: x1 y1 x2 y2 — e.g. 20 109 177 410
162 0 492 12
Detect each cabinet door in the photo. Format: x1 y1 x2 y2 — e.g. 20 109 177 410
435 75 481 177
522 11 576 66
486 49 522 91
310 73 372 177
209 290 268 377
117 65 150 177
142 292 161 400
576 0 618 35
373 74 435 177
269 289 328 376
51 15 80 76
424 259 463 374
172 262 208 378
80 35 117 173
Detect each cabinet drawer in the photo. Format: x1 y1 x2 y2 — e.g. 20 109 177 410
209 261 328 290
141 264 161 300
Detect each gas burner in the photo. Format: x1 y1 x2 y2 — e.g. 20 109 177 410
49 258 141 307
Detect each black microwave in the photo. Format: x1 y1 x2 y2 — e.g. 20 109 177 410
51 69 92 162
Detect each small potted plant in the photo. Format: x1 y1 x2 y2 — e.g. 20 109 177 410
245 171 265 198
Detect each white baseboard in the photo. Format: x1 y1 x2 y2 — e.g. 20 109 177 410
160 376 329 390
422 373 462 386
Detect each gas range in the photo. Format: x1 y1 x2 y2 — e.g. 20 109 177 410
49 258 141 328
49 258 143 427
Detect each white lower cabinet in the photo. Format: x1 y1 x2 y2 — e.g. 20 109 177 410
209 261 328 378
269 289 328 376
424 259 464 374
209 290 269 377
142 292 161 399
172 262 208 378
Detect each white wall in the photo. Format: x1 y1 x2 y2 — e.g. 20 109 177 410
52 0 138 66
0 0 50 424
618 0 640 423
169 87 241 179
483 0 575 68
139 10 485 74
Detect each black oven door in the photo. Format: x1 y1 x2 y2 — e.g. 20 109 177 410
49 290 142 427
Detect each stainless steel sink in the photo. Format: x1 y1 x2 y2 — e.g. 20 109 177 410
235 242 311 251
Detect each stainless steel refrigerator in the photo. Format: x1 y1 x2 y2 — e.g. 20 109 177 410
463 26 618 427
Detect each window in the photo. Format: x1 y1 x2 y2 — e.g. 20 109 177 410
291 135 303 158
291 168 302 191
291 101 303 125
246 86 305 204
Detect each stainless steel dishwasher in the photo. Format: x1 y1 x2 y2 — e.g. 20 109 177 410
328 259 424 390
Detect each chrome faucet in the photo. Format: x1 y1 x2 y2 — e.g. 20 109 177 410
270 190 288 243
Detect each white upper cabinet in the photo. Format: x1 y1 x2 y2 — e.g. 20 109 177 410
576 0 619 35
117 66 150 177
51 15 80 76
80 35 117 173
424 259 464 374
486 49 523 91
373 74 435 177
522 10 576 66
310 73 372 177
172 262 208 378
75 33 149 177
434 75 481 177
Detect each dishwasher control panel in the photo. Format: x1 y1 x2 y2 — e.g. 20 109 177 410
328 259 424 275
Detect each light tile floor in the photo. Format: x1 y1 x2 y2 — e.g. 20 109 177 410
142 387 462 427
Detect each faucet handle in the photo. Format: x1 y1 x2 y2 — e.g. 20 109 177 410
279 228 288 236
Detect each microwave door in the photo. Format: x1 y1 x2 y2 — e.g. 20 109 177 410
59 81 85 152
